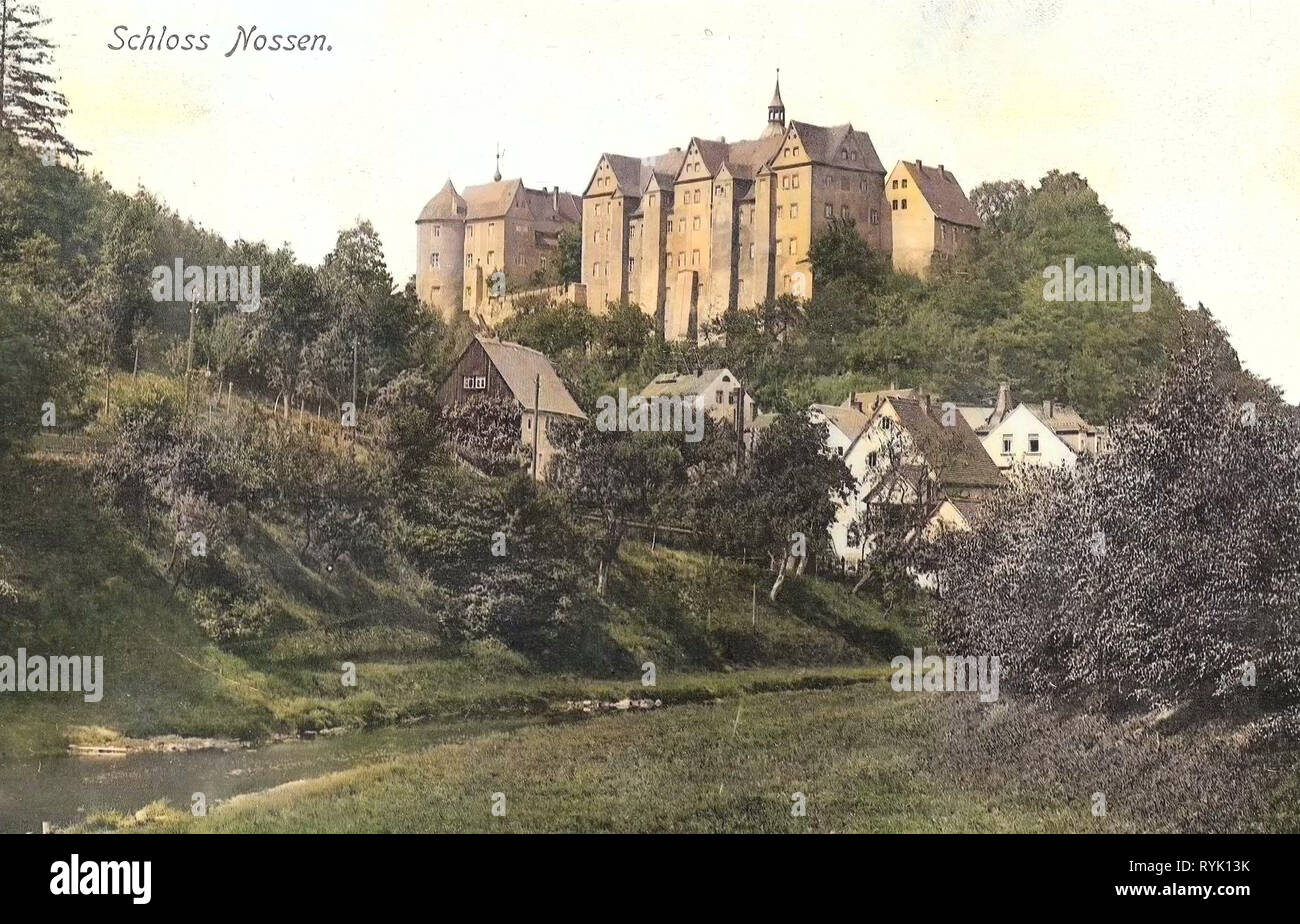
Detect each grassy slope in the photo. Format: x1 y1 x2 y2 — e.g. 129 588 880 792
0 455 920 758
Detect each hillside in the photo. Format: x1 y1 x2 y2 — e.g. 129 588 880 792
0 450 921 759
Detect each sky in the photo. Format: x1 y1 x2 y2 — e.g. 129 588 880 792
45 0 1300 400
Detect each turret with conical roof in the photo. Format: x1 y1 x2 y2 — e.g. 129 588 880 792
761 70 786 138
415 179 468 318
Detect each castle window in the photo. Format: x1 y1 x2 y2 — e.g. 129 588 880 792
901 178 908 188
792 175 799 188
841 206 850 219
892 179 898 190
841 150 848 160
793 146 800 156
434 225 441 237
891 200 898 211
870 208 879 225
592 262 600 277
628 257 635 273
1028 434 1040 454
595 204 601 216
691 249 699 265
592 230 599 243
678 252 684 267
824 204 833 219
467 225 474 237
466 254 472 267
694 189 701 204
776 205 783 218
781 176 789 189
789 237 796 253
678 219 685 232
784 148 790 157
861 180 869 192
716 185 724 195
901 199 907 210
749 243 755 261
790 204 798 218
463 375 487 390
1002 436 1012 454
693 217 700 230
430 253 440 268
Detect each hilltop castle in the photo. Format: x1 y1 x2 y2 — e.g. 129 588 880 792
415 167 582 321
416 77 981 339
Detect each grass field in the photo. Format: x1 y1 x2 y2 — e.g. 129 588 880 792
101 681 1106 833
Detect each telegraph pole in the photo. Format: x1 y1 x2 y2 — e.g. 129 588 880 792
531 373 541 482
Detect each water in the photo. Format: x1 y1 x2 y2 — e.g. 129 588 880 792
0 716 538 833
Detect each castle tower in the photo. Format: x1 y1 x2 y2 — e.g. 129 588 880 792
415 179 468 320
761 71 786 139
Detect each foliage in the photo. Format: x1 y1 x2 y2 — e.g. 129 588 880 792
928 327 1300 738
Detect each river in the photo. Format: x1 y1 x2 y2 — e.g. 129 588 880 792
0 716 540 833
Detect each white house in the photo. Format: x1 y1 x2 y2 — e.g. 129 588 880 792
639 368 756 432
808 403 873 564
981 397 1104 470
848 393 1005 564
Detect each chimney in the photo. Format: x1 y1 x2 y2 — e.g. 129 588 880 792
1042 398 1054 419
916 159 922 170
718 136 726 143
994 381 1012 419
552 186 559 212
938 163 945 176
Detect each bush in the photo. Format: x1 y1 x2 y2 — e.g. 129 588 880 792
928 329 1300 739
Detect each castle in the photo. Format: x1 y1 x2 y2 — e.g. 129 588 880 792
415 162 582 321
416 77 980 338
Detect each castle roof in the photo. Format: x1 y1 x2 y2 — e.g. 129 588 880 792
787 121 885 173
417 179 467 222
900 161 983 228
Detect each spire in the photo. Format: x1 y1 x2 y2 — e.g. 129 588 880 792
761 69 786 138
493 143 504 182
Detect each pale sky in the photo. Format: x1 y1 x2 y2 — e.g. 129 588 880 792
47 0 1300 399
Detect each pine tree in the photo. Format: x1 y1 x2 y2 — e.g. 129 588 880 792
0 0 85 158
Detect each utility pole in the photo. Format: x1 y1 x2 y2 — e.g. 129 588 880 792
350 337 359 449
530 373 541 482
183 297 198 419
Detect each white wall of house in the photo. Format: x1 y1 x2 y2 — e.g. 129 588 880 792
981 404 1077 470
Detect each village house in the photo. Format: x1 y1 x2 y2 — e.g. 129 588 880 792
886 159 982 277
841 391 1005 564
638 367 757 433
437 335 585 482
978 383 1106 469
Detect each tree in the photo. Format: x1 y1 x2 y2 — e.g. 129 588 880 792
807 217 886 291
550 420 684 595
690 412 854 601
0 2 84 158
928 326 1300 738
540 226 582 286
